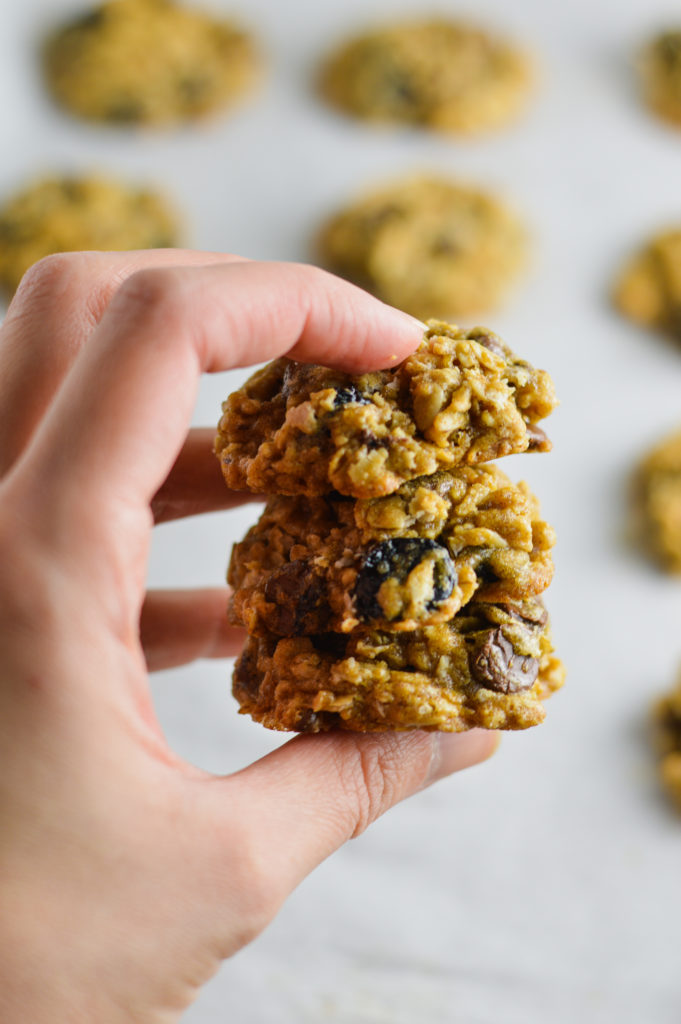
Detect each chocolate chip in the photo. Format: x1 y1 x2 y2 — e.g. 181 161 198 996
525 422 550 451
504 603 548 628
354 538 457 622
469 627 538 693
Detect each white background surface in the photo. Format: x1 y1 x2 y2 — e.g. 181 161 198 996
3 0 681 1021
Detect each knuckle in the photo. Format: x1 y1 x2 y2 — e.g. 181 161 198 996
114 266 187 325
338 735 419 838
12 252 91 306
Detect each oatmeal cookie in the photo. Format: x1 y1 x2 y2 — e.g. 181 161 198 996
215 321 557 499
636 429 681 572
318 18 531 135
316 176 526 320
228 466 554 636
232 598 565 733
652 672 681 811
0 176 178 297
614 228 681 339
43 0 258 126
639 31 681 129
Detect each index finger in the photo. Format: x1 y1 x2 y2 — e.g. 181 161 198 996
0 249 248 477
12 261 422 545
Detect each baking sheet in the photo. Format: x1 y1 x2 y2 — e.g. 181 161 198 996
3 1 681 1021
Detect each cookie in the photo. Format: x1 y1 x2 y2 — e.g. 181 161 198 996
636 429 681 572
318 18 531 135
652 673 681 811
43 0 258 126
639 31 681 129
316 176 526 320
215 321 557 499
614 228 681 340
228 466 554 636
232 598 564 733
0 176 178 297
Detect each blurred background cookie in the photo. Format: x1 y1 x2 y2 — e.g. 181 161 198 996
316 175 527 320
638 30 681 129
613 227 681 340
0 175 179 296
318 17 532 135
652 671 681 812
42 0 259 126
635 428 681 573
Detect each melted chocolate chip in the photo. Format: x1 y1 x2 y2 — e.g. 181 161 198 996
469 627 538 693
354 538 457 622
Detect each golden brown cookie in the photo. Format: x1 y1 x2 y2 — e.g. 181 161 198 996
639 31 681 128
43 0 258 126
318 18 532 135
614 228 681 339
635 429 681 572
316 176 526 320
215 321 557 499
0 176 179 297
228 466 554 636
233 598 564 733
652 672 681 811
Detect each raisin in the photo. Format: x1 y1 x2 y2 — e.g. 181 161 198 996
354 538 456 622
263 562 329 635
331 384 371 408
475 333 507 359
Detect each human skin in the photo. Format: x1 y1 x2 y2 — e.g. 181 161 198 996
0 251 498 1022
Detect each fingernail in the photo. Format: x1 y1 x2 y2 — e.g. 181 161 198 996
425 729 501 786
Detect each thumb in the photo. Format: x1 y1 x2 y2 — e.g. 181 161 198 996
227 729 498 893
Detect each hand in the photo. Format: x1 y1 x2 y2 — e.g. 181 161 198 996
0 251 498 1022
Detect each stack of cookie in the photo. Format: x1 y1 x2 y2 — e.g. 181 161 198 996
215 321 565 733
